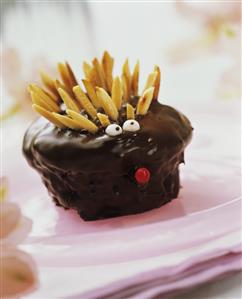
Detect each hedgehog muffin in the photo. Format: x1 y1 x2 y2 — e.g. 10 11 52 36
23 51 193 220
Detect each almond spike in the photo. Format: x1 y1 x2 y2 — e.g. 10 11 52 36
96 87 119 121
143 71 158 92
58 63 71 88
32 104 64 128
55 79 77 100
122 59 131 100
40 71 59 99
88 67 98 87
97 113 110 127
83 61 92 79
121 74 128 102
82 79 101 108
126 103 135 119
73 85 97 119
111 77 122 110
56 79 78 106
30 91 54 112
55 79 67 92
92 58 107 89
137 87 155 115
52 113 82 130
122 59 131 80
153 65 161 100
28 84 60 112
57 63 75 94
131 60 139 96
65 62 78 87
67 109 98 133
58 88 79 113
102 51 114 93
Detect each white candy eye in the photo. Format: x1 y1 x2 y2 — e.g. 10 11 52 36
122 119 140 132
105 124 123 136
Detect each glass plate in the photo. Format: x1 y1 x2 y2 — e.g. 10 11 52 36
5 103 241 267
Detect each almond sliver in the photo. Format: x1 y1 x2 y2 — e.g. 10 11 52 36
126 103 135 119
73 85 97 119
32 104 64 127
58 88 79 113
97 113 110 127
137 87 154 115
96 87 118 121
67 109 98 133
111 76 122 110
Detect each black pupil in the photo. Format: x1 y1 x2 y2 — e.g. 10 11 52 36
116 126 120 131
130 122 134 125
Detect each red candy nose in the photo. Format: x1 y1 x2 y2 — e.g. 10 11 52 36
135 167 151 185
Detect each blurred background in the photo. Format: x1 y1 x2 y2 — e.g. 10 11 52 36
1 2 241 298
1 0 241 121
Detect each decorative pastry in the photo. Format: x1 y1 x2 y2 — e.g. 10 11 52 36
23 51 193 220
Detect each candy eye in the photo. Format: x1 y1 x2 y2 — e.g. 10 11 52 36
105 124 123 136
123 119 140 132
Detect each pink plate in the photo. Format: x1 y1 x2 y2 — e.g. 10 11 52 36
5 101 241 267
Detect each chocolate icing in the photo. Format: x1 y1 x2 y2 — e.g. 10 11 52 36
23 100 193 220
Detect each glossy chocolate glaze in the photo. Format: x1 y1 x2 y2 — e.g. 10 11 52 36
23 101 193 220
